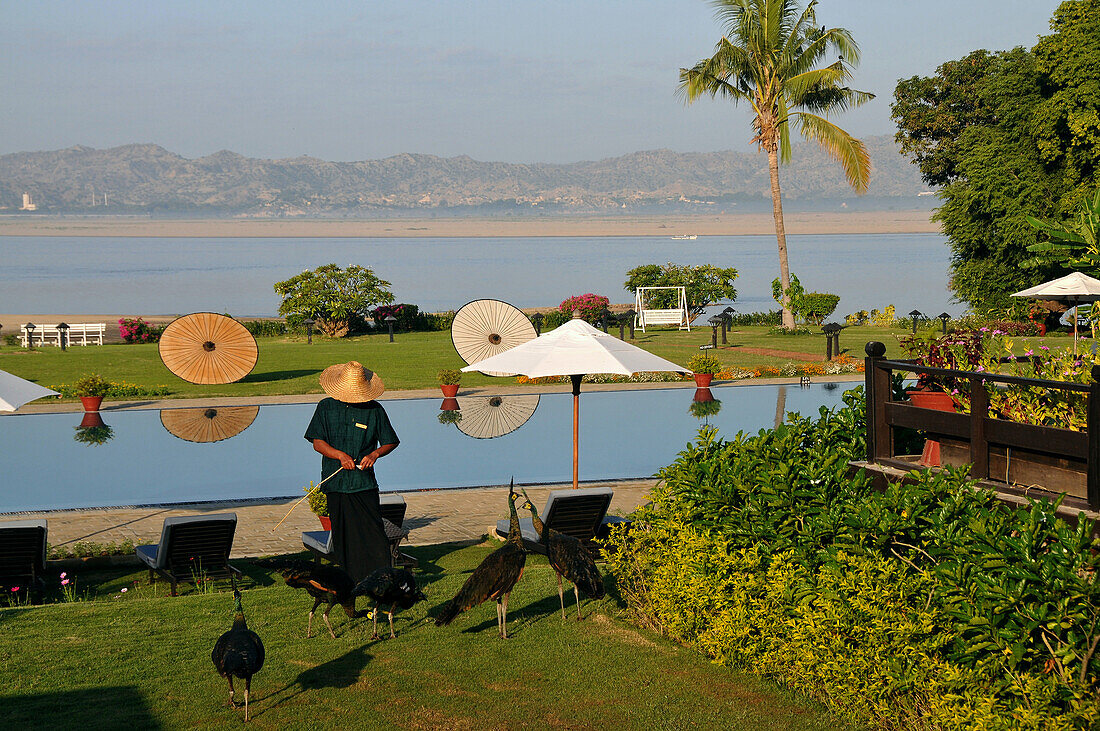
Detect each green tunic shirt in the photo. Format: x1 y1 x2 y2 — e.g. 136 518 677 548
303 398 400 493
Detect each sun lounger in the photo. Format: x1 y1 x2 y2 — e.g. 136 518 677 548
135 513 241 596
0 519 48 589
495 487 628 554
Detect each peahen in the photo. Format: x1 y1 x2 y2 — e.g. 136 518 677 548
261 559 366 639
211 587 265 722
353 566 426 640
435 481 527 638
521 488 605 620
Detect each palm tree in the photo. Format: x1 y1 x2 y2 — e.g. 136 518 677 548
680 0 873 330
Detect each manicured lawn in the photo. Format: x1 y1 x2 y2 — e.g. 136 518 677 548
0 326 918 401
1 543 855 730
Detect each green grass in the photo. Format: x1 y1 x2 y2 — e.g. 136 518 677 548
0 326 920 401
1 543 855 730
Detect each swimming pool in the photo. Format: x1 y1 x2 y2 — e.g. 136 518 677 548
0 382 854 512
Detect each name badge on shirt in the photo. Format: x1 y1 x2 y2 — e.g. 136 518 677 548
355 422 368 429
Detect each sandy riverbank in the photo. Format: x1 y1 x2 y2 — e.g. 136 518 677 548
0 210 939 238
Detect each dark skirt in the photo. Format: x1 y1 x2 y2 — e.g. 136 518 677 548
327 490 390 583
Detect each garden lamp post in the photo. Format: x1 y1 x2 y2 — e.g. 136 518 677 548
938 312 951 335
721 307 735 344
385 315 397 342
56 322 69 351
24 322 35 349
623 309 636 339
616 311 631 340
908 310 923 335
822 322 843 361
531 312 544 336
707 315 723 349
304 318 315 345
599 308 612 334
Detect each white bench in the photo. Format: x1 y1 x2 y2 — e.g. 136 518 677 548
20 323 106 347
637 308 690 332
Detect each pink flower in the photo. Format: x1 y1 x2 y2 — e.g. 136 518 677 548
11 586 19 592
60 572 67 579
121 587 128 593
61 579 70 586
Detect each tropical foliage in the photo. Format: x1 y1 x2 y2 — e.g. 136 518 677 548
602 391 1100 728
1026 187 1100 273
892 0 1100 311
680 0 872 329
274 264 394 337
624 263 738 317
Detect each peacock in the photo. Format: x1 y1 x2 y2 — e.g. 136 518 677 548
353 566 426 640
520 488 605 620
261 558 366 639
435 480 527 638
211 587 265 723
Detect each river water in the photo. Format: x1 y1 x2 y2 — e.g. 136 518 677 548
0 232 952 317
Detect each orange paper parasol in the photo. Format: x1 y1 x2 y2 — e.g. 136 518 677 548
160 406 260 443
158 312 258 384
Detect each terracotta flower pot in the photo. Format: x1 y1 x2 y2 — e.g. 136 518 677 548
693 373 714 388
440 383 459 397
79 396 104 412
318 516 331 531
440 397 460 411
79 411 106 428
905 389 957 467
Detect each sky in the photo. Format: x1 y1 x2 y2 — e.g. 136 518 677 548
0 0 1063 164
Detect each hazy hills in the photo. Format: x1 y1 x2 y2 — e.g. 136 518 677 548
0 135 930 216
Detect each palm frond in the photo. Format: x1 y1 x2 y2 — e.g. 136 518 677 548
795 113 872 192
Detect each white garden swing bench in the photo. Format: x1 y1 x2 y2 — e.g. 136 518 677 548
633 286 691 333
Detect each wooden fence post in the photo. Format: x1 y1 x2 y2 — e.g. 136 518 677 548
864 342 888 463
969 376 989 481
1089 365 1100 510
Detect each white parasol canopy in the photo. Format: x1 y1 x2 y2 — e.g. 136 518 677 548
1012 271 1100 351
461 318 689 487
0 369 59 412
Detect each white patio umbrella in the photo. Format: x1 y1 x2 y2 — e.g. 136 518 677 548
1011 271 1100 352
0 369 59 412
461 318 690 488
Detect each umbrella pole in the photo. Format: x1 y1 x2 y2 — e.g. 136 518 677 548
571 374 582 489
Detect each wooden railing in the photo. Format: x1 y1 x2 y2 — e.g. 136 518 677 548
862 341 1099 510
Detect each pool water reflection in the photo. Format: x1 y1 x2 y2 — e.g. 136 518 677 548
0 383 854 512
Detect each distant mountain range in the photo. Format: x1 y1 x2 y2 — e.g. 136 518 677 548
0 135 931 216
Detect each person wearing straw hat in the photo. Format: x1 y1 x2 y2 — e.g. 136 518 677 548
304 361 399 582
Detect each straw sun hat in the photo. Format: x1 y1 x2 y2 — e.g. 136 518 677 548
319 361 386 403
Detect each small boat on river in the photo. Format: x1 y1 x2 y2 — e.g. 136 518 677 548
670 234 698 240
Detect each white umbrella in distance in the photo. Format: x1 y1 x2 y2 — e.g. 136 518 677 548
1012 271 1100 352
0 369 59 412
461 318 690 488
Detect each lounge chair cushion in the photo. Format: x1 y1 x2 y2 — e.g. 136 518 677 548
136 513 238 570
0 519 48 581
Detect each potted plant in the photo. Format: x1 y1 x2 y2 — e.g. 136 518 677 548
438 368 462 397
74 374 111 412
73 422 114 446
687 353 722 388
688 398 723 419
304 481 330 530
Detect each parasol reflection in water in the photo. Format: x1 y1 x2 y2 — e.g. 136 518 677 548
160 406 260 443
453 394 540 439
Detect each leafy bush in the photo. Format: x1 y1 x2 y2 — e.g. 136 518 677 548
423 311 455 331
537 309 570 330
687 353 722 374
243 320 289 337
799 292 840 324
275 263 394 338
304 482 328 518
845 310 869 326
602 390 1100 728
3 334 20 346
48 538 135 560
869 305 897 327
559 294 610 324
118 317 163 344
373 303 424 331
727 310 782 326
52 380 171 399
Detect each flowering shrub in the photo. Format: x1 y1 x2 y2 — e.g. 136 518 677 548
51 381 170 399
372 303 422 331
869 304 897 327
118 317 163 343
559 294 610 324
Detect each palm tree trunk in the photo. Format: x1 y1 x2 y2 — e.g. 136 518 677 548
767 144 796 330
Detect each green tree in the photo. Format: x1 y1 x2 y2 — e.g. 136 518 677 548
624 263 738 318
274 264 394 337
1027 187 1100 273
679 0 872 330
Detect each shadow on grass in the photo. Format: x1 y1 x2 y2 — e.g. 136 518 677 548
260 645 373 716
240 369 319 384
4 686 159 728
